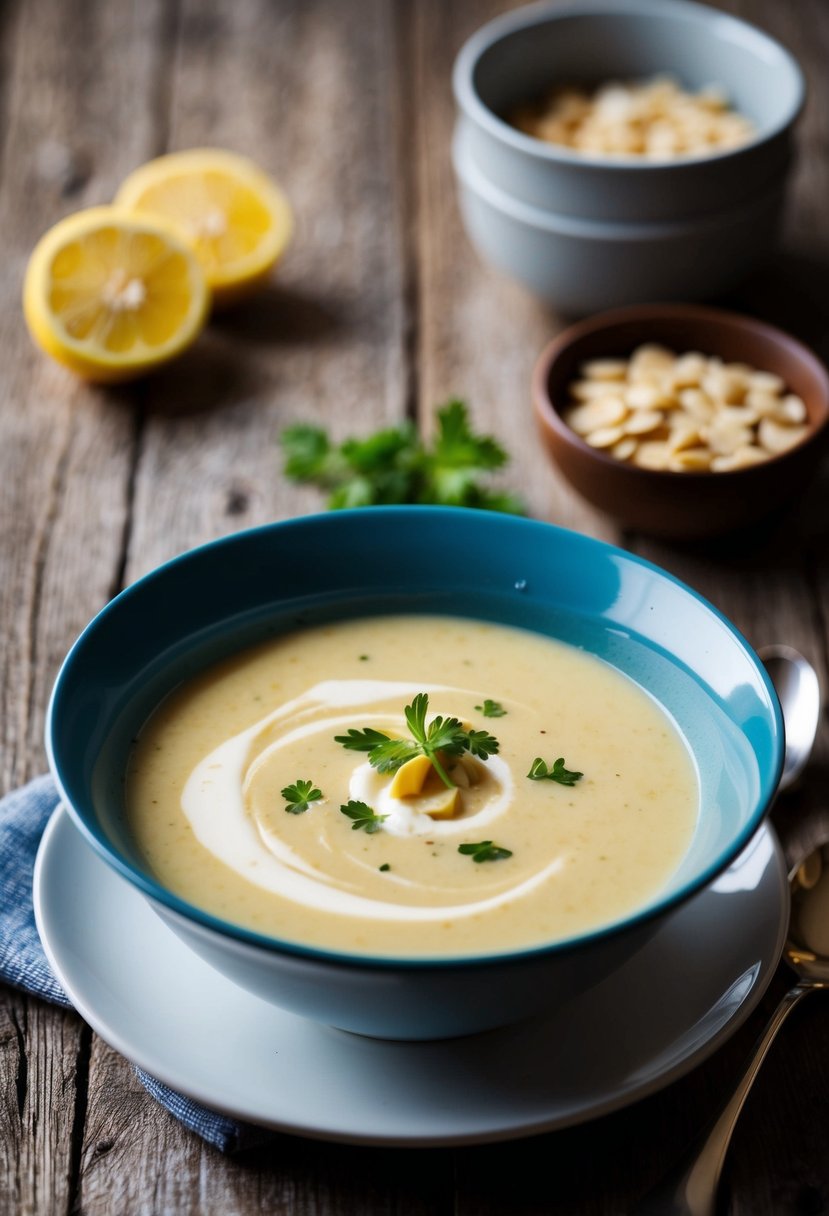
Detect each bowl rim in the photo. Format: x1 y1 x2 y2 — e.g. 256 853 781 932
453 0 806 173
46 507 785 972
533 302 829 480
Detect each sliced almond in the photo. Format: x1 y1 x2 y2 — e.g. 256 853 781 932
779 394 807 424
668 422 701 453
748 370 786 395
624 409 664 435
569 379 617 401
565 396 627 435
669 352 707 389
585 424 626 448
625 383 672 410
711 446 771 472
581 358 628 381
758 417 810 455
670 447 712 471
704 419 753 455
678 388 715 422
717 404 760 428
701 370 746 405
745 388 782 417
611 437 637 461
632 441 671 470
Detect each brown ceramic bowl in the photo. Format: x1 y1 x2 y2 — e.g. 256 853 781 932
533 304 829 539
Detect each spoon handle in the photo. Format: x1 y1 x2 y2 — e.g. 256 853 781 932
634 982 813 1216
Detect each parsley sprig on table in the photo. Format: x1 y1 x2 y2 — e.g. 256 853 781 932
527 757 584 787
280 400 524 513
281 779 324 814
335 692 499 789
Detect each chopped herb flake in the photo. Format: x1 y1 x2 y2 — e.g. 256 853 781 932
281 779 323 815
340 800 388 834
475 699 507 718
527 757 583 787
458 840 513 863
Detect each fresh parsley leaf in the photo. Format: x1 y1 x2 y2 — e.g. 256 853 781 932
527 757 584 786
365 736 421 773
334 727 393 752
458 840 513 863
280 425 333 481
463 729 500 760
280 400 524 514
336 693 500 789
475 699 507 718
281 779 323 815
340 800 388 833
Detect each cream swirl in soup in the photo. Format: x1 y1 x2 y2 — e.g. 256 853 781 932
127 615 698 957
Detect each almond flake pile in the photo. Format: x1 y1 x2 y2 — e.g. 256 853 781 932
511 77 754 159
563 345 810 472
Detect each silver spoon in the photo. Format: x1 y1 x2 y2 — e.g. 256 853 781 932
757 644 821 793
634 646 823 1216
634 836 829 1216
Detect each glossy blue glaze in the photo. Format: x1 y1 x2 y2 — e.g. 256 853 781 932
46 509 784 1037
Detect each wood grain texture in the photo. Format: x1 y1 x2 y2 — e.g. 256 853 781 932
1 0 828 1213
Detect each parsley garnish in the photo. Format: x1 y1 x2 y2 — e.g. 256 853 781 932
340 800 388 833
281 779 323 814
379 863 391 872
475 699 506 718
335 693 499 788
458 841 513 863
527 757 583 786
280 400 524 513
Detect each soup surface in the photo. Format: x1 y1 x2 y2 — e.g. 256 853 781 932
126 615 698 957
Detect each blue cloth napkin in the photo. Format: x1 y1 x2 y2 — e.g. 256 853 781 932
0 775 272 1153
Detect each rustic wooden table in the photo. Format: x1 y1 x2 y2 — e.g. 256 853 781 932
2 0 829 1212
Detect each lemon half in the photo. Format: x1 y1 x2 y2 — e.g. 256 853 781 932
23 206 209 382
114 148 293 305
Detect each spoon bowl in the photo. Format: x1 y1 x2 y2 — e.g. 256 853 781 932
758 644 821 792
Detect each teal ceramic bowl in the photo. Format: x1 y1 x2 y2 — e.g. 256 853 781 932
46 509 783 1039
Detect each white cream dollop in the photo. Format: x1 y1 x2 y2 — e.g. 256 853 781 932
180 680 563 923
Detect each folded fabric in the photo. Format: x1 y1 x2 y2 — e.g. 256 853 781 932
0 774 271 1153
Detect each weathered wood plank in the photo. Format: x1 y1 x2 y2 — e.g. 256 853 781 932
0 0 176 1212
122 0 410 582
78 1037 453 1216
400 0 620 538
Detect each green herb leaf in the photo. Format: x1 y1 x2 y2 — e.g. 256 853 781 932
281 779 324 815
334 727 393 753
280 401 524 514
527 757 584 786
458 840 513 863
379 863 391 872
364 736 422 774
340 800 388 834
475 699 507 718
336 693 500 789
463 729 500 760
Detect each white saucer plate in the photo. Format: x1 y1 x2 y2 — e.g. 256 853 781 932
34 808 787 1146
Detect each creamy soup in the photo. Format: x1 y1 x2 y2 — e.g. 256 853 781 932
126 615 698 957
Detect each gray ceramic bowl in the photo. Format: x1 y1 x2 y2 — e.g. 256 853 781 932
452 0 805 311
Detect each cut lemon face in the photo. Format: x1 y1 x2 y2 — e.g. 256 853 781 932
114 149 293 306
24 207 209 382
